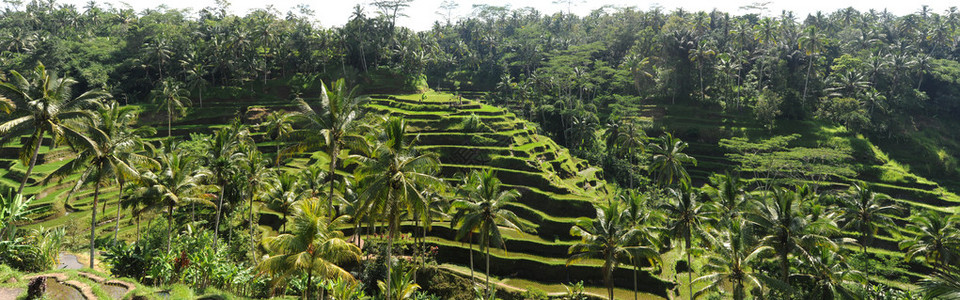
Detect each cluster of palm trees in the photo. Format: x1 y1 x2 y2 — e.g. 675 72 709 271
570 162 960 299
0 65 533 298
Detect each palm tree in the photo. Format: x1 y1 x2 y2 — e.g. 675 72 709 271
0 63 109 196
838 184 898 275
649 133 697 188
922 266 960 299
260 197 361 299
264 172 305 232
603 122 646 188
795 245 865 299
181 53 209 108
747 186 838 286
150 79 191 138
568 200 661 300
355 117 442 300
703 172 749 224
94 102 156 238
799 25 825 109
619 191 662 300
287 78 367 214
694 220 790 300
240 147 272 258
452 169 528 298
42 101 155 268
135 144 215 251
659 187 711 300
899 211 960 271
206 120 252 250
259 111 293 160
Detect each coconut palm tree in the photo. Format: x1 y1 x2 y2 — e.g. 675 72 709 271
260 197 361 299
568 200 661 300
239 147 272 258
206 119 252 250
747 186 839 286
287 78 367 214
659 187 711 300
899 211 960 271
452 169 528 298
649 133 697 188
135 144 215 251
694 220 790 300
618 190 662 300
0 63 109 196
355 117 441 300
259 111 293 160
264 172 305 232
795 245 865 299
922 266 960 299
838 184 899 275
703 172 750 225
41 100 159 268
150 79 191 138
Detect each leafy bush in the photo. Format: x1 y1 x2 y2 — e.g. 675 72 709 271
103 242 150 280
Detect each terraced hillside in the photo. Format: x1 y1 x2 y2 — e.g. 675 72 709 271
6 85 674 298
279 91 674 297
617 97 959 287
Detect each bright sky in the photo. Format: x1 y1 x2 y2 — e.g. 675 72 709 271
61 0 958 31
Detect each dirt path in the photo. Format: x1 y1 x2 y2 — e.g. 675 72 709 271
58 252 83 270
0 287 23 299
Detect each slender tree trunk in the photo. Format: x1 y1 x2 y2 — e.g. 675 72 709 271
780 251 789 285
89 177 101 269
213 184 225 250
167 204 173 252
167 101 172 138
634 263 639 300
469 236 476 285
249 189 255 262
136 212 141 243
328 142 338 216
305 270 313 299
114 179 124 241
486 242 492 299
17 131 44 196
688 248 693 300
386 217 394 300
802 57 813 111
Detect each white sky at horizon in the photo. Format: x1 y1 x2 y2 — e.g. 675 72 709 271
52 0 960 31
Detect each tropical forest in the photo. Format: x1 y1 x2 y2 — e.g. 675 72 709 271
2 0 960 299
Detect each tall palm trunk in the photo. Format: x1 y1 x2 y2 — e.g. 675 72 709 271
328 142 338 215
114 179 124 241
802 56 813 111
213 183 225 250
687 235 693 300
469 234 476 285
633 263 639 300
249 189 256 262
486 242 492 298
305 269 313 299
17 130 44 195
167 100 172 138
386 217 395 300
89 175 102 269
167 203 174 252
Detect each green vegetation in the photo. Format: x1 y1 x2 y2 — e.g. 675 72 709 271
2 1 960 299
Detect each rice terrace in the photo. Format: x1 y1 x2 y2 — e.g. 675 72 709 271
2 0 960 299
